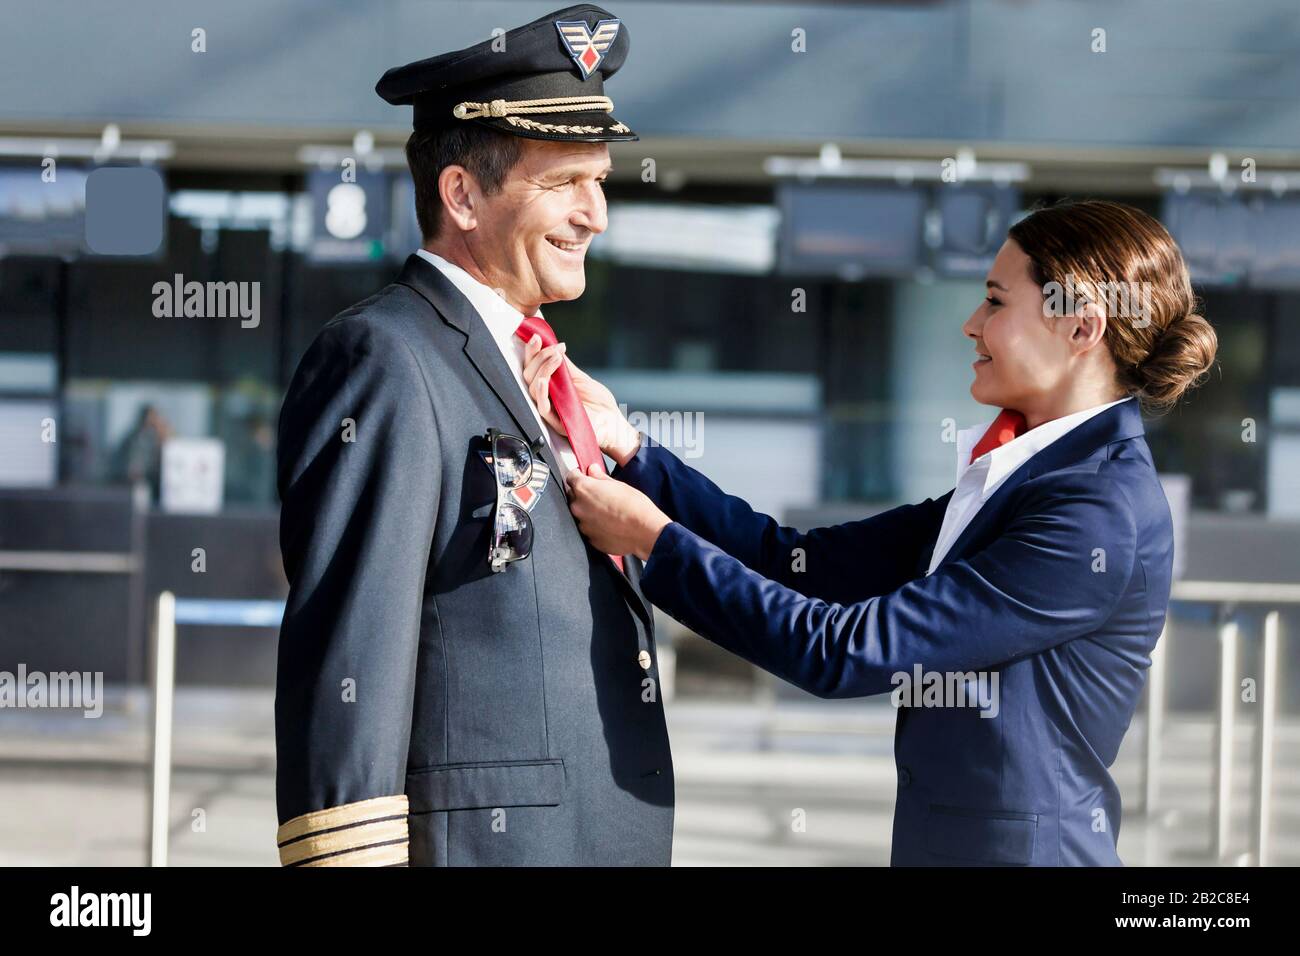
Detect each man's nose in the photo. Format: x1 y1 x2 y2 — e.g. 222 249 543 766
572 182 608 235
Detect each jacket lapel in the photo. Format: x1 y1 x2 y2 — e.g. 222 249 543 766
395 254 653 629
397 254 543 445
621 553 653 624
935 398 1147 569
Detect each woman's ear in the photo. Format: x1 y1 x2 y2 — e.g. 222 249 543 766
437 164 478 233
1069 300 1109 355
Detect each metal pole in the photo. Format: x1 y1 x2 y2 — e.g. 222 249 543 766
126 481 149 692
1140 622 1169 817
1249 611 1280 866
148 591 177 867
1212 618 1238 862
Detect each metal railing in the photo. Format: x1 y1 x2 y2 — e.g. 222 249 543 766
147 592 286 867
140 581 1293 866
1143 580 1297 867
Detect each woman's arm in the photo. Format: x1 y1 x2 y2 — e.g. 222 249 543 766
614 440 951 604
636 471 1138 699
519 340 949 601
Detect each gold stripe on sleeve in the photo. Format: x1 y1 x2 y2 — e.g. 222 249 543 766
276 794 409 867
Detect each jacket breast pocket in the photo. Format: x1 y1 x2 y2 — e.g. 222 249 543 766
925 804 1038 865
405 758 565 813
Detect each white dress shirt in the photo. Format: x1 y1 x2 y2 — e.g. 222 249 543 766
926 397 1133 575
416 248 580 486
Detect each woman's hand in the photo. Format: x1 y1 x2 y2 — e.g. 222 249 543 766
522 335 643 468
566 464 671 561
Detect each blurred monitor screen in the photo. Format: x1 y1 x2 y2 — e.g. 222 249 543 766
778 183 925 278
933 185 1020 278
1161 192 1254 286
1164 192 1300 289
1246 198 1300 289
0 165 87 256
593 202 778 274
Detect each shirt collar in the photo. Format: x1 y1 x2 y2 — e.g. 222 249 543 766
956 396 1133 495
415 249 542 341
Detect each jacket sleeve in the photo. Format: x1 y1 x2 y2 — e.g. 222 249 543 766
637 472 1137 699
612 440 951 604
273 315 440 866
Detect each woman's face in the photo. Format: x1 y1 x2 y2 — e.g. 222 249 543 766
962 239 1074 411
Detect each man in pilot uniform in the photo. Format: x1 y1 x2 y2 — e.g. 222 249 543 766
273 4 673 866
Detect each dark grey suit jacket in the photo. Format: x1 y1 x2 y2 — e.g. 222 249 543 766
273 254 674 866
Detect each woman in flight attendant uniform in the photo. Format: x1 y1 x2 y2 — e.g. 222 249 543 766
523 200 1217 866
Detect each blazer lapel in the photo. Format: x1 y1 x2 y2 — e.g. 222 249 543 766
936 398 1147 569
621 554 654 625
395 254 653 629
397 254 543 445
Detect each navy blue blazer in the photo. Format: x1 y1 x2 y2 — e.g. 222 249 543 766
275 257 673 866
615 397 1172 866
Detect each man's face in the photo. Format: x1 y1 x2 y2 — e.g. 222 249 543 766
464 139 610 313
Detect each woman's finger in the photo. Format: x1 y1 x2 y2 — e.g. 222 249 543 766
530 353 565 409
523 334 542 363
565 470 585 501
539 353 564 389
530 370 550 415
522 335 546 375
521 351 541 384
522 342 562 384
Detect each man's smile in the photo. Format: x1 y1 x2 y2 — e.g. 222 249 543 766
545 236 587 254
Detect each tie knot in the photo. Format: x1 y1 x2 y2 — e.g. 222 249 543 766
516 315 557 348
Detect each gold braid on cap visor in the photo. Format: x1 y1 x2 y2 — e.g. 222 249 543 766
452 95 629 135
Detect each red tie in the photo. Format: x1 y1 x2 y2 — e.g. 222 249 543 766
969 408 1028 464
515 316 624 573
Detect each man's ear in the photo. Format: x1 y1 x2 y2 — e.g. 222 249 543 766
437 164 478 233
1070 300 1108 354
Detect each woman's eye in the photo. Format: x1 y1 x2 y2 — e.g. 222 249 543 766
986 296 1001 307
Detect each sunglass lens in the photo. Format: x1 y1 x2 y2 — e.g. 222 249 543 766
492 502 533 566
493 435 532 489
